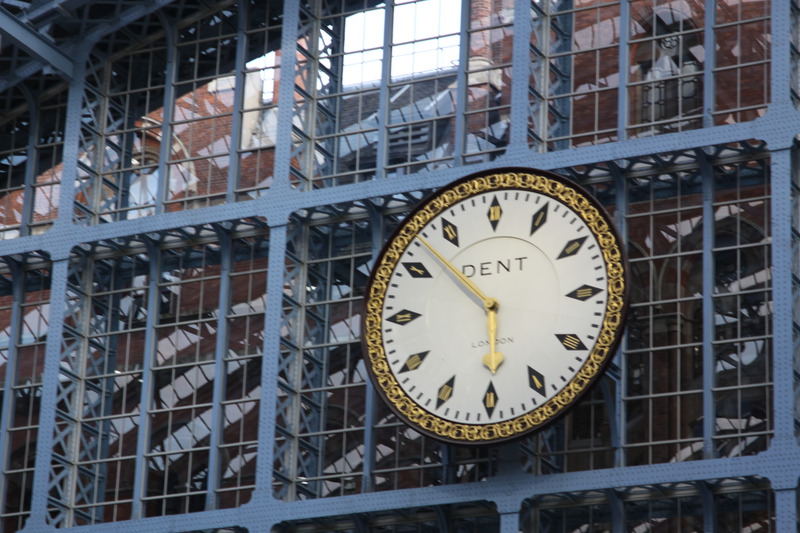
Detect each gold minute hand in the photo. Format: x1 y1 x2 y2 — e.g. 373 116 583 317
416 236 490 306
417 236 504 372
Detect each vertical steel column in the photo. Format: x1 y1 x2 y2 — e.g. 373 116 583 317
62 256 94 527
257 0 302 502
609 165 626 467
766 0 795 446
700 481 715 533
700 151 715 459
0 260 24 516
28 47 88 526
130 241 162 519
226 2 249 202
496 496 520 533
763 4 798 530
155 13 176 215
607 488 624 533
291 0 323 191
117 93 140 220
374 3 394 178
19 85 37 236
320 9 344 186
255 223 288 494
53 59 88 228
702 0 715 127
272 0 301 193
537 0 554 148
508 0 533 151
451 0 469 165
767 146 798 531
90 260 126 523
792 1 800 103
773 483 798 533
616 0 630 140
205 230 233 509
360 204 383 492
87 68 112 224
289 223 321 499
528 0 549 152
548 0 573 149
27 257 70 528
536 0 555 149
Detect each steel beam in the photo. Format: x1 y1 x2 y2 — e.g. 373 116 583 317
0 5 76 79
0 0 180 94
14 0 92 24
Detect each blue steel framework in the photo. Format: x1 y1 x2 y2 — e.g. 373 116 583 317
0 0 793 531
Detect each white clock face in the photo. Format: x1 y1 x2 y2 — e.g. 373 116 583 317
363 170 627 444
382 189 607 426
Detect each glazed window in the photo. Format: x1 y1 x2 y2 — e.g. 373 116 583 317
628 4 704 136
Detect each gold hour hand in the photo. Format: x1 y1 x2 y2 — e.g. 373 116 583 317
482 298 504 373
416 236 489 307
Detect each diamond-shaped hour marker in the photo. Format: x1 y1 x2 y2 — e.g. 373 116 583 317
437 376 455 408
483 382 498 418
556 334 587 351
399 351 429 372
558 236 587 259
487 196 502 231
530 203 548 236
386 309 421 325
566 284 603 301
442 218 459 247
402 262 432 278
528 366 546 396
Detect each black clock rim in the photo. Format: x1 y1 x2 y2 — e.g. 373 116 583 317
360 166 631 446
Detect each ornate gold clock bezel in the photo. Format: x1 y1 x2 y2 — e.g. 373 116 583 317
362 167 629 444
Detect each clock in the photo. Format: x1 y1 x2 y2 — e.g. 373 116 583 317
362 168 628 444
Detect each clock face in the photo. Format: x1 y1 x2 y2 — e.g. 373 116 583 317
362 168 628 444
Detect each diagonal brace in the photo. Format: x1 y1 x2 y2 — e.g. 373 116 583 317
0 6 76 80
